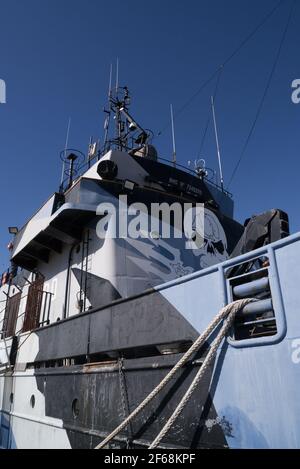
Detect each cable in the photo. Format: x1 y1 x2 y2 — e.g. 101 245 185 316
227 0 296 188
157 0 285 137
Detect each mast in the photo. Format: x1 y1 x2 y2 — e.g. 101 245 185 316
102 78 149 153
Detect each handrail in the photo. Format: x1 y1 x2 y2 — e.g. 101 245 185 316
59 148 232 198
0 290 54 339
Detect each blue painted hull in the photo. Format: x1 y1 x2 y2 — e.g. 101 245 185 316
1 233 300 449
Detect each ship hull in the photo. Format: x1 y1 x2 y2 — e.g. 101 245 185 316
1 232 300 449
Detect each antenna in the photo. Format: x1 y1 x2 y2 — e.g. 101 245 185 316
116 58 119 93
60 117 71 187
114 58 121 149
87 136 93 168
88 135 93 155
103 64 113 154
88 137 98 163
59 148 85 192
108 63 113 102
66 153 78 190
211 96 224 190
190 159 208 179
170 104 176 167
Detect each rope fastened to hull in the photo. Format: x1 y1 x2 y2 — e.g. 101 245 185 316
95 299 253 450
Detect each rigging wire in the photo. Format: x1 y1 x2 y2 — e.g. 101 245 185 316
157 0 285 138
227 0 296 189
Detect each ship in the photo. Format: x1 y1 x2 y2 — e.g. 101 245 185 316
0 85 298 450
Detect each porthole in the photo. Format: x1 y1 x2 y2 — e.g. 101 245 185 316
72 398 80 418
30 394 35 408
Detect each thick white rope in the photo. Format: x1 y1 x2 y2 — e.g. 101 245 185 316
95 299 252 449
149 299 252 448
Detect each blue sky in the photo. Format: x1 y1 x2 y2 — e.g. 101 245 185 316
0 0 299 271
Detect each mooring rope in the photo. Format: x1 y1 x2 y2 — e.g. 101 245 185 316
95 298 253 450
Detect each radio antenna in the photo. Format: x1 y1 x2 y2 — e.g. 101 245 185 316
170 104 177 167
211 96 224 190
108 63 113 101
103 64 113 154
116 58 119 93
60 117 71 187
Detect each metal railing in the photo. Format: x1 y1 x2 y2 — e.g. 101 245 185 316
0 290 54 339
39 291 53 327
59 146 232 198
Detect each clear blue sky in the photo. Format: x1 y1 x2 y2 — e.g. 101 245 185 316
0 0 299 271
